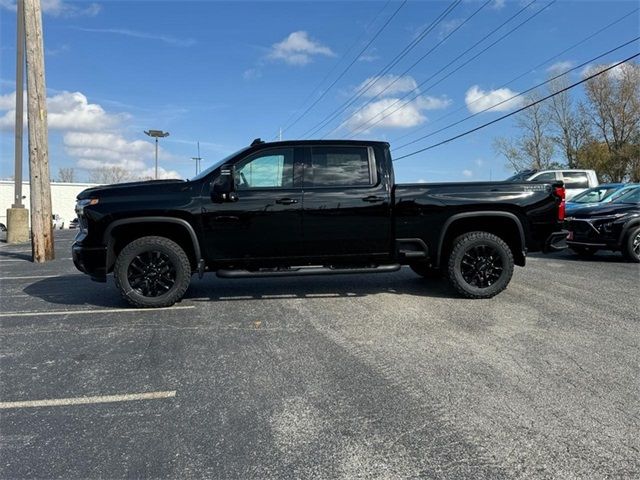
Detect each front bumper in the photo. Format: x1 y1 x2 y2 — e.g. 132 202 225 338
565 218 619 250
72 242 107 282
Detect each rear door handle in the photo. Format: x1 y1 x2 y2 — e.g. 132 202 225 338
362 195 384 203
275 198 298 205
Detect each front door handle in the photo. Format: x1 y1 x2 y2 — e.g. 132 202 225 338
275 198 298 205
362 195 384 203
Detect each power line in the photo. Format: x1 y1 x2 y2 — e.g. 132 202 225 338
392 54 640 162
346 0 551 138
275 0 392 139
391 6 640 145
298 0 463 139
279 0 408 137
393 37 640 151
322 0 493 138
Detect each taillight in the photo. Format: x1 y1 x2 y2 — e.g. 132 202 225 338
554 186 566 221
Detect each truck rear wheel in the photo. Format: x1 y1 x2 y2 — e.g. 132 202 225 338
114 236 192 308
446 231 514 299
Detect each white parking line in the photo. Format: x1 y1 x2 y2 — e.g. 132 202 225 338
0 275 78 280
0 390 176 409
0 305 195 317
0 258 71 263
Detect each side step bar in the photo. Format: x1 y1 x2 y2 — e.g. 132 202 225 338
216 264 401 279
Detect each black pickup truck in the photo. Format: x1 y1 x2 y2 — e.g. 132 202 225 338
72 139 567 307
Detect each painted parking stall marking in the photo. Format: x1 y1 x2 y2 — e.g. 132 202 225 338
0 305 195 318
0 390 177 409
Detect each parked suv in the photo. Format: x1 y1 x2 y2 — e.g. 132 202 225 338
72 139 567 307
507 169 598 200
566 187 640 262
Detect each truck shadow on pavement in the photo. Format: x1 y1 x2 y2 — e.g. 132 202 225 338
22 270 456 308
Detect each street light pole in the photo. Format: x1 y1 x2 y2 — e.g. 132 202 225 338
144 130 170 179
191 141 202 176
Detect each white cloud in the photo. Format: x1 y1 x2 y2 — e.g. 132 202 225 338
465 85 523 114
462 169 473 178
0 0 101 17
268 31 334 66
491 0 506 9
74 28 196 47
581 62 631 80
0 89 180 180
0 91 126 131
547 61 573 74
343 95 451 133
438 19 463 40
243 68 262 80
357 74 418 98
474 158 484 167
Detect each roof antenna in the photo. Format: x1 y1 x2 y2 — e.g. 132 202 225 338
251 138 264 146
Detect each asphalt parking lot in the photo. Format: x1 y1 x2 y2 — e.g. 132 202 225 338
1 230 638 479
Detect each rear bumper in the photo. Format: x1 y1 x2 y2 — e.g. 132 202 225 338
72 242 107 282
543 230 569 252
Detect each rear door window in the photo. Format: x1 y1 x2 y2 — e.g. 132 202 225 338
305 146 374 187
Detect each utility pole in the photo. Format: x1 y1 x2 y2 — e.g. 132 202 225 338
191 141 202 175
24 0 54 261
6 0 29 244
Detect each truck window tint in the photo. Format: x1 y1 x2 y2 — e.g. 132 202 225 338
562 171 589 188
308 147 371 187
236 149 294 189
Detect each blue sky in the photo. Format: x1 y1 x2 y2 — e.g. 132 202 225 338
0 0 638 183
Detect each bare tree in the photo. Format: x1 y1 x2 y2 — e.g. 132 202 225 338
583 63 640 181
57 167 75 183
89 166 131 184
546 75 591 168
494 92 557 172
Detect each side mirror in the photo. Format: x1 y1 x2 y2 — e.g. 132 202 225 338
211 165 238 202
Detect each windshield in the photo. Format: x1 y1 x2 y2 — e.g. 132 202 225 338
190 147 251 181
571 185 621 204
612 187 640 204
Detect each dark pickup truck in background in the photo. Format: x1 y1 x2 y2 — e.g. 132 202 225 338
72 139 567 307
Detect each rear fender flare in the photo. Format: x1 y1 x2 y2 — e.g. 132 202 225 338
435 211 526 267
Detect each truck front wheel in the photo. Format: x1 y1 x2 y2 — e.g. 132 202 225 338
114 236 192 308
446 231 514 299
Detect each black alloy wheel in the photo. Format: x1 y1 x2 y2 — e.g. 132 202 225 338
446 231 514 299
459 244 504 288
622 227 640 263
127 251 177 297
114 236 192 307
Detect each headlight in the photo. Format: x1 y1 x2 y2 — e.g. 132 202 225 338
591 213 626 233
75 198 99 215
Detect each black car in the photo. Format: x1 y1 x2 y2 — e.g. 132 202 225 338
69 218 79 229
566 187 640 262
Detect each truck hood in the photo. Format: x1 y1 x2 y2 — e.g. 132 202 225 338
77 179 186 200
569 202 639 218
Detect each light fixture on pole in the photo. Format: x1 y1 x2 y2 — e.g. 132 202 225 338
144 129 169 179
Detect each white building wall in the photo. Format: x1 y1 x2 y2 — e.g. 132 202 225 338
0 181 99 227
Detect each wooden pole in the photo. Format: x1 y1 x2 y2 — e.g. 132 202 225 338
23 0 54 262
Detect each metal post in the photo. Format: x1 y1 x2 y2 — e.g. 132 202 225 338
155 137 158 180
13 0 25 208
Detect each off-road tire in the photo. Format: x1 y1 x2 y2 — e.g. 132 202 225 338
622 227 640 263
114 236 192 308
446 231 514 299
410 263 442 279
570 246 598 258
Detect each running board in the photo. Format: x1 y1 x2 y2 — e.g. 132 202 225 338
216 264 401 279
